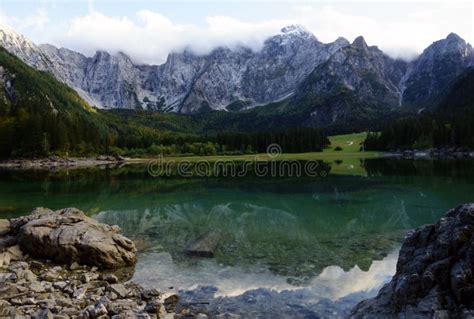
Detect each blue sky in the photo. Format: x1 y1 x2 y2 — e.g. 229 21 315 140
1 0 472 64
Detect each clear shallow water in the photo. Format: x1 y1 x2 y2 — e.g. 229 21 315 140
0 159 473 317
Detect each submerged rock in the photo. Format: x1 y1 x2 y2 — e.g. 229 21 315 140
185 231 223 258
10 207 137 268
351 203 474 318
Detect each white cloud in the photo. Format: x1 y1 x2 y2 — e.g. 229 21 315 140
2 7 50 32
53 10 290 65
4 2 473 65
290 4 472 60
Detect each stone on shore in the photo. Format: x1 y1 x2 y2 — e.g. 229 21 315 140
9 207 137 269
0 219 10 236
0 219 24 268
0 208 190 317
0 259 179 318
351 203 474 318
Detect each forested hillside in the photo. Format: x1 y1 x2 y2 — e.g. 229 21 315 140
0 47 330 158
0 47 113 157
364 68 474 151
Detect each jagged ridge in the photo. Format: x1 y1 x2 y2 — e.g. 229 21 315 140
0 23 473 118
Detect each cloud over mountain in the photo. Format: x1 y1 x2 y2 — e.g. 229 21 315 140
2 2 471 64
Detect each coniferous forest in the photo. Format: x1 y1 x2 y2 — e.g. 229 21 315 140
363 68 474 151
363 113 474 151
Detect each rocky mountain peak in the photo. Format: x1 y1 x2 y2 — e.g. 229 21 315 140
1 22 472 116
401 33 473 106
38 44 83 58
0 22 50 71
352 36 369 50
89 50 135 67
116 51 132 59
38 43 58 54
0 22 28 45
423 32 471 56
446 32 463 42
295 30 405 128
280 24 312 37
334 37 350 47
93 50 111 59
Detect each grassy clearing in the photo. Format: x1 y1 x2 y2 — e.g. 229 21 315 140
323 132 375 175
325 132 368 153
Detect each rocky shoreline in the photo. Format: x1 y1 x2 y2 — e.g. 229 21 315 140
3 204 474 318
1 149 474 172
0 259 179 318
0 155 128 170
383 147 474 160
0 207 182 318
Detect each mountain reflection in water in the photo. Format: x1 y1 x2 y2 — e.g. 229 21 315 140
130 250 398 317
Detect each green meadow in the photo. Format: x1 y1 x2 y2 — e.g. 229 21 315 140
128 132 379 176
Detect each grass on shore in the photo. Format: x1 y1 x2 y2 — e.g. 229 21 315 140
323 132 376 175
129 132 377 176
324 132 368 153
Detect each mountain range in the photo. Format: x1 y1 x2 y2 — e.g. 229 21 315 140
0 22 473 128
1 20 474 158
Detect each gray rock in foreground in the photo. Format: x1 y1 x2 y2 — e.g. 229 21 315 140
351 203 474 318
0 209 198 318
9 207 137 269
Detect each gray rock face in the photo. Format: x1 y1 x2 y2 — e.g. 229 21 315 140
239 28 349 109
39 45 143 108
39 25 349 113
351 203 474 318
0 65 17 104
1 22 472 116
10 207 137 268
295 36 407 127
0 22 50 72
0 24 350 112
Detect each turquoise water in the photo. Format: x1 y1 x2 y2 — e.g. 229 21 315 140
0 159 473 317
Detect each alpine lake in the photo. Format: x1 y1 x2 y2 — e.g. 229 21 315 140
1 157 473 318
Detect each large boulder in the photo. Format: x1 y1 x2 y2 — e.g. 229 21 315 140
351 203 474 318
9 207 137 268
